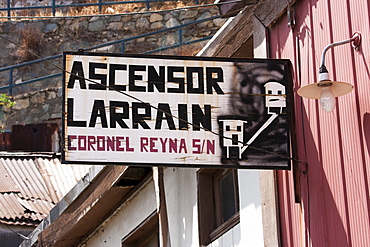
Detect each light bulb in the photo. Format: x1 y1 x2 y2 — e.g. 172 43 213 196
320 87 336 112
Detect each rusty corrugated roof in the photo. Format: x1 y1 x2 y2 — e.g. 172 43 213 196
0 193 24 219
0 161 19 193
35 157 90 202
2 157 53 202
0 152 91 226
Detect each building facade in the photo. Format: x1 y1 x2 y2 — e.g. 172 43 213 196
21 0 370 246
270 0 370 246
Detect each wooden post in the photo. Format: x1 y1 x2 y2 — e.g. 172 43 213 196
153 167 171 247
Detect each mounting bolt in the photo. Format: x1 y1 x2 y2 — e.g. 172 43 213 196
351 32 361 51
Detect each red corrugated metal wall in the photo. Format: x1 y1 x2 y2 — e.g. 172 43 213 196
269 0 370 246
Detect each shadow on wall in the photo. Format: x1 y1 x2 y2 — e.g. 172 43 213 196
361 113 370 216
363 113 370 156
279 104 350 246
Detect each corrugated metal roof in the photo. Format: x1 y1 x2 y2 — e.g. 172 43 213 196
35 157 90 202
0 162 19 193
2 158 53 202
0 193 24 219
23 198 55 216
0 152 91 226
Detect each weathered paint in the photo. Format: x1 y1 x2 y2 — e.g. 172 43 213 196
83 179 157 247
0 154 91 225
81 168 264 247
270 0 370 246
63 53 293 169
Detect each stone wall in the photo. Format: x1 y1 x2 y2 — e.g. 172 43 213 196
4 87 62 128
0 6 225 131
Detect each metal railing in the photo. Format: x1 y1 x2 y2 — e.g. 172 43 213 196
0 15 218 95
0 0 200 17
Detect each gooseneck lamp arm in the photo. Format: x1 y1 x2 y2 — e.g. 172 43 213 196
319 33 361 79
297 32 361 112
320 35 357 68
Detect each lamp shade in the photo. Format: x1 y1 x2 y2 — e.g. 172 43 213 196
297 80 353 99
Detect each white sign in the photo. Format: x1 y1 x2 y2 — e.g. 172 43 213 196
62 53 293 169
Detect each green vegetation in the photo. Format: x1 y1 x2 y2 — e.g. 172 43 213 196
0 94 15 108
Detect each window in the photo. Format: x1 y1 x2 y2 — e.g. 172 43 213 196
198 169 240 245
122 212 159 247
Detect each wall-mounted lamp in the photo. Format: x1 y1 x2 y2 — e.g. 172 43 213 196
297 32 361 112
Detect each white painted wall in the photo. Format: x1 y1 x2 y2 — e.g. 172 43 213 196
208 224 242 247
82 168 201 247
82 179 157 247
208 170 264 247
164 167 200 247
81 168 264 247
163 168 263 247
238 170 264 246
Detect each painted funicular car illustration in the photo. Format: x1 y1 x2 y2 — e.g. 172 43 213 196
219 81 286 160
218 119 249 159
265 82 286 114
